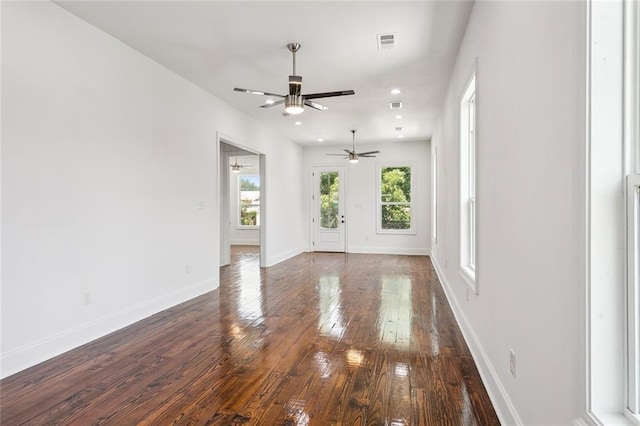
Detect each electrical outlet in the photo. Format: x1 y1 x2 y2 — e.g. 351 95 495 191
509 349 516 378
82 291 91 306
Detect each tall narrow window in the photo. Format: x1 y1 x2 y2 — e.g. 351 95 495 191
432 146 438 244
239 175 260 227
626 0 640 419
460 73 476 291
627 175 640 418
378 165 413 233
589 0 640 422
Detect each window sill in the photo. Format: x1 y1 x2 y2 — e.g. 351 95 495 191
236 226 260 230
459 265 477 294
587 410 639 426
376 229 417 236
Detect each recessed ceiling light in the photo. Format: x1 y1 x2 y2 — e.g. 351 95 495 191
395 115 403 119
265 99 275 105
318 138 324 142
390 88 401 95
398 135 404 138
295 121 302 126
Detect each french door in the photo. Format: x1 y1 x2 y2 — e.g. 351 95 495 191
312 166 346 252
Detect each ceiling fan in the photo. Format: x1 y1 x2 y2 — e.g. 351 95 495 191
234 43 355 115
326 130 380 164
230 157 251 173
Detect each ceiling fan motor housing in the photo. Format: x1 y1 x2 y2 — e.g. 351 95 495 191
285 75 303 114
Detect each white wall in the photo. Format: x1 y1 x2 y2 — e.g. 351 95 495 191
1 2 304 378
303 140 430 255
430 1 586 424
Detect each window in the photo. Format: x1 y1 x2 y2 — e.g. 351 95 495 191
626 0 640 419
238 175 260 227
628 174 640 419
378 165 413 233
460 73 476 290
432 146 438 244
588 0 640 423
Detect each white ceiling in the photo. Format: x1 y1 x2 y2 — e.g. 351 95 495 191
55 1 473 147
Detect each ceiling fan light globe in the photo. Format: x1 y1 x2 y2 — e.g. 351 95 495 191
349 158 359 164
285 106 304 114
285 95 304 114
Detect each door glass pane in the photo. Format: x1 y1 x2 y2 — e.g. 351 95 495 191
320 172 339 229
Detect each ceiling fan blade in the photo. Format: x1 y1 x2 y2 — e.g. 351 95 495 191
260 99 285 108
344 149 353 154
356 150 381 156
234 88 285 98
303 90 355 100
304 100 328 111
358 155 378 158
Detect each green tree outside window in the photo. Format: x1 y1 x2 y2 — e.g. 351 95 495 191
320 172 339 229
380 166 411 230
239 175 260 227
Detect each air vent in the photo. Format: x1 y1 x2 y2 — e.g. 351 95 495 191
377 33 396 50
389 101 403 110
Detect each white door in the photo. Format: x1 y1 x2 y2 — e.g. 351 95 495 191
313 166 346 252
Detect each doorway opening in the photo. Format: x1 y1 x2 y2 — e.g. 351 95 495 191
219 136 266 268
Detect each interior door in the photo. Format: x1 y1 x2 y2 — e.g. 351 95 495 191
313 166 346 252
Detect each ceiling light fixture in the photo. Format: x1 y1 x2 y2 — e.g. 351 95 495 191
390 88 401 95
395 115 403 119
265 99 275 105
318 138 324 142
285 94 304 115
325 130 380 163
295 121 302 126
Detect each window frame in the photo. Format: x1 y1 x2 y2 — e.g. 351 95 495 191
626 0 640 420
237 173 260 229
627 174 640 420
432 146 438 244
459 71 477 292
376 163 415 235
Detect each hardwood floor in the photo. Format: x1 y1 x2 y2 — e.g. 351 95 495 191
0 247 500 425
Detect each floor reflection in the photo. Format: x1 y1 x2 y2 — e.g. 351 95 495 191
378 275 412 347
317 275 345 339
237 260 264 324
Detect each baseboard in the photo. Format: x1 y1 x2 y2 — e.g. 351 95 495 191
1 278 217 379
572 415 599 426
229 240 259 246
431 255 522 426
265 247 304 267
347 246 430 256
